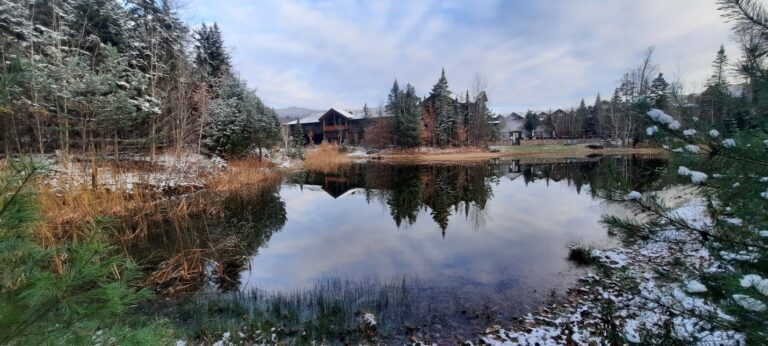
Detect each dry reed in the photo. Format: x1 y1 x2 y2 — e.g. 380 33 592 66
34 155 282 293
303 142 351 173
207 157 280 192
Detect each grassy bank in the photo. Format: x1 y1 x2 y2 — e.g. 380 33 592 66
373 144 663 163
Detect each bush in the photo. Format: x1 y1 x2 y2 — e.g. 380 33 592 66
0 160 174 344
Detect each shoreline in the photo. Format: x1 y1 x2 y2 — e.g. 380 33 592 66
367 146 664 164
478 186 744 345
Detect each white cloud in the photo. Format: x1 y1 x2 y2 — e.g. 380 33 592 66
182 0 737 113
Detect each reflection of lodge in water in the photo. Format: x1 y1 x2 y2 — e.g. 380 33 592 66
293 156 667 235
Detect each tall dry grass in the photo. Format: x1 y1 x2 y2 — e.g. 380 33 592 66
34 155 283 293
207 157 281 192
303 142 350 173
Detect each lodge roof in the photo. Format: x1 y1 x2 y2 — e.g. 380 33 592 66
284 107 392 126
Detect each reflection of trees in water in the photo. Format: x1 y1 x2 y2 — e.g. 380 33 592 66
300 163 495 236
298 156 666 236
217 185 287 290
127 184 287 292
518 156 667 196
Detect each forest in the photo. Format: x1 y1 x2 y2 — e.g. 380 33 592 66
0 0 281 161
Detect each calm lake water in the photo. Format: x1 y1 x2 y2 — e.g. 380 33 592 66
159 155 667 342
243 161 624 297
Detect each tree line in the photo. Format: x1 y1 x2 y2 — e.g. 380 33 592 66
360 69 496 148
526 36 762 145
0 0 281 160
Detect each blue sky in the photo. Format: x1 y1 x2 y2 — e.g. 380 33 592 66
180 0 737 114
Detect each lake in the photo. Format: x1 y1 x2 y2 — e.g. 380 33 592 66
162 155 667 343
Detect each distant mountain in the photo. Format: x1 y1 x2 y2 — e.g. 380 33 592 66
274 107 324 123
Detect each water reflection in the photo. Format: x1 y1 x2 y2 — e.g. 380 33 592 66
287 155 665 235
127 184 287 292
160 155 667 343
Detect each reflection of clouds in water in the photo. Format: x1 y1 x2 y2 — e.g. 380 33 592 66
241 175 615 296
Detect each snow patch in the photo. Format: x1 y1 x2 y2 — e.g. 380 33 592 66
732 294 766 312
647 109 680 130
686 280 708 293
625 191 642 201
685 145 701 154
740 274 768 296
690 171 707 185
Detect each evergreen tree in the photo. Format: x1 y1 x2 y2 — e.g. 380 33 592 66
386 80 421 147
358 103 372 143
204 76 277 156
581 111 599 137
194 23 231 79
649 73 670 109
430 68 456 146
543 113 555 136
0 161 173 344
703 45 730 127
601 106 768 344
594 93 607 136
252 107 281 159
399 84 422 147
386 79 402 144
289 119 305 159
523 111 539 138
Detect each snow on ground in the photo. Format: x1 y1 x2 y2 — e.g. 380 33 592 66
480 197 746 345
44 152 226 192
268 151 302 169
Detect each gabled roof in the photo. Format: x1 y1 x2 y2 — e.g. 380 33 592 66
319 107 356 121
284 106 393 125
283 112 324 125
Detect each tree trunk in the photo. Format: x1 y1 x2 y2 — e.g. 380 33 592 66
149 118 157 162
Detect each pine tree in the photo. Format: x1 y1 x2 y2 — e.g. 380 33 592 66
543 113 555 136
194 23 232 80
288 119 305 159
703 45 730 128
601 106 768 344
204 76 277 156
649 73 670 109
594 93 606 136
523 111 539 138
386 79 402 144
430 68 456 146
387 80 421 147
358 103 372 143
399 84 422 148
0 161 173 344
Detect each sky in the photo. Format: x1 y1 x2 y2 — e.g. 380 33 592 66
180 0 740 114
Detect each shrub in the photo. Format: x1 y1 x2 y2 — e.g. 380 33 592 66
0 160 174 344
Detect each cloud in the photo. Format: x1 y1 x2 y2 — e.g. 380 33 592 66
181 0 737 113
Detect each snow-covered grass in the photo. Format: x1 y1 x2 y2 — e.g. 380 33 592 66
481 196 747 345
46 152 226 192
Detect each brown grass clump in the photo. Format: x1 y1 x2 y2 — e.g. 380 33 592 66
33 154 285 293
303 141 351 173
207 157 281 192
